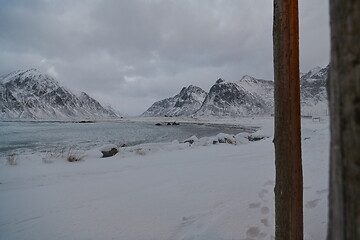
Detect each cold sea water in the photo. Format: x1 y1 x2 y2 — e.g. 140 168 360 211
0 121 255 157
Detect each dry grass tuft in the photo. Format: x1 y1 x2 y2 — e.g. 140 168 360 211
6 154 17 166
135 148 146 156
42 146 67 164
66 148 84 162
226 138 234 144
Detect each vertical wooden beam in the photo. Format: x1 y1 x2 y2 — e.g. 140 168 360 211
273 0 303 239
327 1 360 239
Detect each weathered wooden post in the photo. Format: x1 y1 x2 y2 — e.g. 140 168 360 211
273 0 303 239
327 1 360 239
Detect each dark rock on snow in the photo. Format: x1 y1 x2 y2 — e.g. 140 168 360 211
101 148 119 158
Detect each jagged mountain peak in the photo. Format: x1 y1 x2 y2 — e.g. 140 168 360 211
179 85 203 94
79 91 91 99
141 65 329 118
300 65 329 116
0 69 61 96
215 78 225 84
210 79 239 93
143 66 328 118
301 65 329 83
179 86 187 94
309 66 322 74
240 75 254 81
239 75 273 85
1 69 58 85
0 69 119 120
195 77 274 117
141 85 207 117
187 85 202 90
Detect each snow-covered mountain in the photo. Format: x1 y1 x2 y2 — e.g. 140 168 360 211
196 67 328 117
300 65 329 116
196 76 274 117
0 69 119 120
142 66 329 117
141 85 207 117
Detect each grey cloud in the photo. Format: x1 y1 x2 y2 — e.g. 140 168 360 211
0 0 329 115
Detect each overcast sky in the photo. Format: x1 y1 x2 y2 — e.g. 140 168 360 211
0 0 330 115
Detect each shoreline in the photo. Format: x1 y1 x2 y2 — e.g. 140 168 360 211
0 117 329 240
0 116 326 166
0 117 267 163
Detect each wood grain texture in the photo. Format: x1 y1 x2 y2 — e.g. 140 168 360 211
328 0 360 239
273 0 303 239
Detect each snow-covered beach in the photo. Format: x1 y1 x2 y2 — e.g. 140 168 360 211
0 119 257 158
0 117 329 240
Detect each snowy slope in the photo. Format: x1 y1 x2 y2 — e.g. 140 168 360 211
300 65 329 116
0 117 329 240
196 77 274 117
141 85 207 117
236 75 274 109
143 66 328 118
0 69 119 120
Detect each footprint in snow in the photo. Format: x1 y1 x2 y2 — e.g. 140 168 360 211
181 215 197 225
246 226 260 238
316 189 328 195
245 180 276 239
258 189 269 202
248 202 261 209
305 199 321 209
261 218 270 227
263 180 274 187
243 226 268 240
261 206 270 215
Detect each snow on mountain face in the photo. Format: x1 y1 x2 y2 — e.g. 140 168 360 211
0 69 119 120
196 67 328 117
300 65 329 116
142 66 328 118
196 77 274 117
141 85 207 117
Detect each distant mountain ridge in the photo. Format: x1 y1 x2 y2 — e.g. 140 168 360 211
142 66 329 117
141 85 207 117
0 69 120 120
300 65 329 116
196 76 274 117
